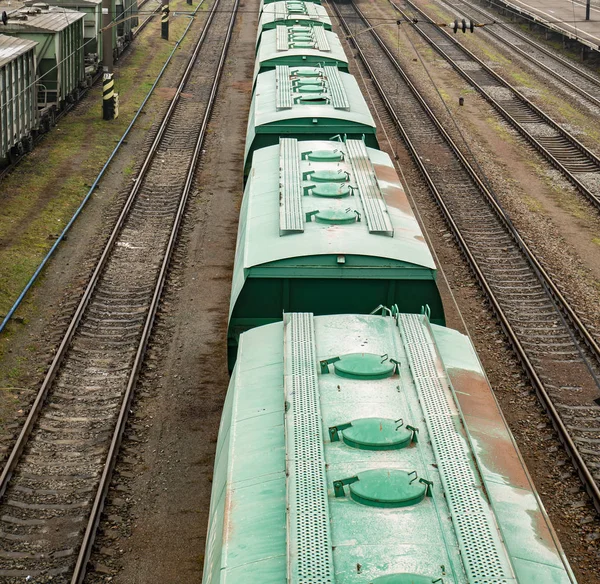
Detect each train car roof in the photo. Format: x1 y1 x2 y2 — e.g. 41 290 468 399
0 33 37 67
203 312 577 583
257 1 331 44
2 6 84 32
260 0 321 8
231 139 436 316
254 24 348 80
245 65 376 163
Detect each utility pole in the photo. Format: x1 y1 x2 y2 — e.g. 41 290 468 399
102 0 118 119
586 0 591 20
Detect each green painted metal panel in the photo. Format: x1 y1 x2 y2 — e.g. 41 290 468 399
229 139 444 364
245 68 376 170
254 25 348 81
206 314 577 583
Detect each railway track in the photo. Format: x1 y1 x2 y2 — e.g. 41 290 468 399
434 0 600 108
327 0 600 513
385 0 600 212
0 0 237 579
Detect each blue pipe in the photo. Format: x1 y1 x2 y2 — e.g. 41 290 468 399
0 4 204 334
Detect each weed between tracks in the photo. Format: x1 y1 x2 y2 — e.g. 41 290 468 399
0 0 203 410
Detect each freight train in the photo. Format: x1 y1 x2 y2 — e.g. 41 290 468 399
0 0 138 163
203 1 578 582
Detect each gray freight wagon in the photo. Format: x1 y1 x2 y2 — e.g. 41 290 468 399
2 5 87 115
0 34 39 162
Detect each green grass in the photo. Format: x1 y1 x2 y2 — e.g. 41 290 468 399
0 0 206 388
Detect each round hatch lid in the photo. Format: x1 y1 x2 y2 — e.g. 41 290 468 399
312 183 350 198
315 209 356 224
294 68 322 77
311 169 348 182
333 353 395 379
371 575 439 584
306 150 343 162
341 418 413 450
297 84 324 93
349 469 427 508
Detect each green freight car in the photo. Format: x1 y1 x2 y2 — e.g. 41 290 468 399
2 5 86 114
257 1 331 48
230 138 443 366
245 65 377 173
0 34 38 162
205 312 578 583
254 23 348 81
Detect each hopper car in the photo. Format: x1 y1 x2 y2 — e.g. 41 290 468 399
245 64 377 173
201 1 579 581
257 0 332 48
0 0 139 163
204 312 578 583
254 22 349 82
229 137 444 366
0 35 38 162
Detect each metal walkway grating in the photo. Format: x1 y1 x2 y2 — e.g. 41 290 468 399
323 66 349 110
399 313 514 584
279 138 304 234
276 24 288 51
276 65 293 110
313 25 330 51
346 139 394 236
284 313 335 584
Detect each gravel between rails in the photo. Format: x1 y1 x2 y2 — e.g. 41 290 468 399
0 0 238 580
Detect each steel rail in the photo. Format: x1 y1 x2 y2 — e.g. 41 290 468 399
390 0 600 212
329 0 600 514
440 0 600 104
0 0 236 577
71 2 238 580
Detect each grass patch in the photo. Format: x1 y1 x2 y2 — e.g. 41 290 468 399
0 0 202 319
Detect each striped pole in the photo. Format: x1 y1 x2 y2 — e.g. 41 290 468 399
161 3 169 40
103 72 116 120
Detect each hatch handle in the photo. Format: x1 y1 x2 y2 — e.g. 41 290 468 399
406 424 419 444
394 418 404 429
328 422 353 442
408 470 418 485
303 184 315 196
305 210 319 222
420 478 434 497
333 476 359 498
320 356 340 374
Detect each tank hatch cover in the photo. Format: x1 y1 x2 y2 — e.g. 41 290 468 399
333 469 432 508
312 183 350 198
304 149 343 162
370 575 440 584
330 352 397 379
329 418 418 450
314 209 357 224
297 83 324 93
310 169 348 182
